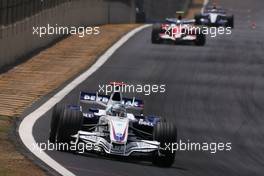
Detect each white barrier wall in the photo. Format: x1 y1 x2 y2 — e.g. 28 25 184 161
0 0 135 69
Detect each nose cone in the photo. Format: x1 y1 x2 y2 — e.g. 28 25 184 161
109 117 129 144
210 14 218 23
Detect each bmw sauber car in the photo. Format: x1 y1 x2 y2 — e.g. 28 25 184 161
49 83 177 167
151 18 206 46
195 6 234 28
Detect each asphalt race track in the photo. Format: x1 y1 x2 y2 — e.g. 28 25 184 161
30 0 264 175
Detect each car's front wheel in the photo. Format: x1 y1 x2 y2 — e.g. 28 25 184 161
152 121 177 167
194 14 202 25
227 15 234 28
49 103 65 143
56 108 83 145
195 33 206 46
151 24 162 44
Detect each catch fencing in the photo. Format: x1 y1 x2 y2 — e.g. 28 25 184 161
0 0 135 68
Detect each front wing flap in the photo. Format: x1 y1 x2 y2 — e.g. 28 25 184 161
73 131 160 156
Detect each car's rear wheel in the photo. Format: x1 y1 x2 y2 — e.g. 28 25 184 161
49 103 65 143
151 24 162 44
152 121 177 167
56 108 83 145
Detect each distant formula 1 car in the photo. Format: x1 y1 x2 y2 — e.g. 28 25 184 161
151 14 206 46
49 82 177 167
195 6 234 28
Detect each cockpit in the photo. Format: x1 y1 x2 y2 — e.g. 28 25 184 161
112 92 121 101
107 104 127 118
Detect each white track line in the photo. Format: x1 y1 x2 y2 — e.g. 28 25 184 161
201 0 209 13
19 24 150 176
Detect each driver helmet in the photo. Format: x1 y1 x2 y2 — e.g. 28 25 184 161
111 104 126 117
178 14 182 20
212 3 217 10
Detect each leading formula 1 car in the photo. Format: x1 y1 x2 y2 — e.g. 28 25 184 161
195 5 234 28
152 13 206 46
49 83 177 167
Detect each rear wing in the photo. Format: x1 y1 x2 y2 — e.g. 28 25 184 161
80 92 109 107
165 18 195 24
123 97 144 110
204 6 227 14
204 9 226 14
80 92 144 109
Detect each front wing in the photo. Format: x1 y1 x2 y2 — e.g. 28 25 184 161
199 18 229 26
73 131 160 156
160 33 197 41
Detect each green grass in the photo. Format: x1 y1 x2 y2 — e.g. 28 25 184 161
0 116 11 133
0 116 10 121
0 167 12 176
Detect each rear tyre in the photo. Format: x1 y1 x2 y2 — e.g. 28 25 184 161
152 121 177 167
195 33 206 46
56 108 83 145
49 103 65 143
151 24 162 44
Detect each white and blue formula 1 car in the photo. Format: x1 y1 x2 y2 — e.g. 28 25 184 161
49 83 177 167
195 6 234 28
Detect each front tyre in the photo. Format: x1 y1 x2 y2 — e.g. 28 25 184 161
49 103 65 143
151 24 162 44
194 14 202 25
227 15 234 28
56 108 83 144
152 121 177 167
195 33 206 46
